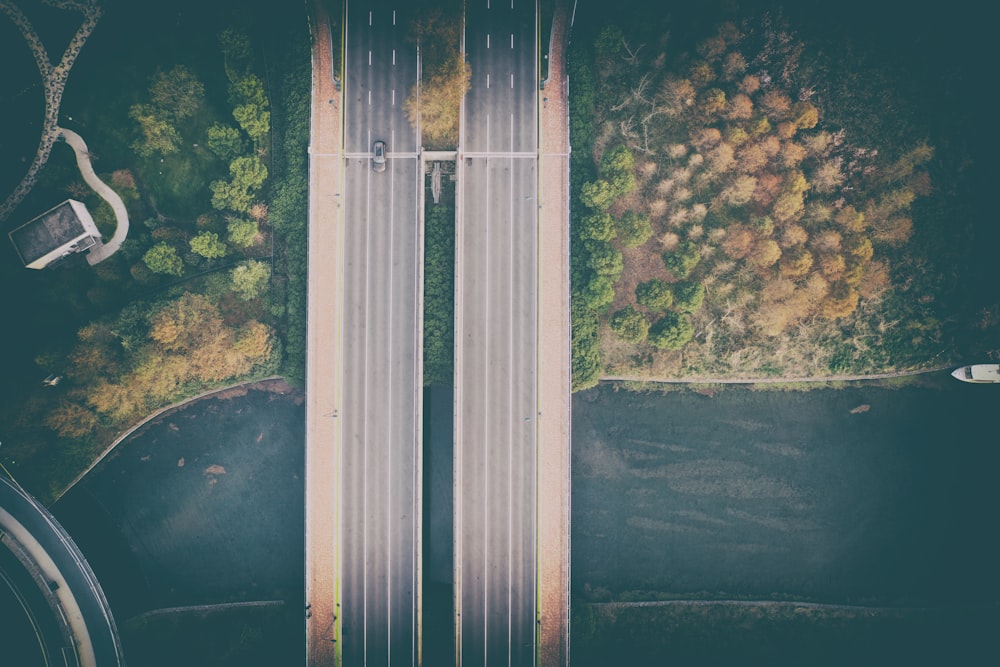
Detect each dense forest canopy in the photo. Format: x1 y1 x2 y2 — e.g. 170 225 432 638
569 7 985 385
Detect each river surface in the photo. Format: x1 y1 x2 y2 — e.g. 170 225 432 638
572 373 1000 605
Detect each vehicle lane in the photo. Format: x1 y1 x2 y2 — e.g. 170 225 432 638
342 2 421 665
457 1 538 664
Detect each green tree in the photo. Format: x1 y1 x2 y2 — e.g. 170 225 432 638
210 179 254 213
230 73 268 108
230 156 268 191
143 242 184 276
207 123 246 160
587 242 623 278
649 311 695 350
600 145 636 196
572 300 602 390
129 104 180 157
233 103 270 143
662 241 701 279
601 144 635 180
617 211 652 247
672 281 705 313
609 306 650 343
231 260 271 301
580 179 617 211
149 65 205 121
219 27 252 78
635 278 674 312
227 217 259 247
580 273 616 312
580 211 616 242
190 231 228 259
210 157 267 212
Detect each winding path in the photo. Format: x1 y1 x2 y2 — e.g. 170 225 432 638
0 0 102 223
57 126 129 264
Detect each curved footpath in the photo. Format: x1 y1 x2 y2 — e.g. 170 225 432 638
57 127 129 264
0 476 124 667
0 0 102 223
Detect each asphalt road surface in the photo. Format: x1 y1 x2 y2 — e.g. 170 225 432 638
455 1 539 665
0 476 123 667
341 1 423 665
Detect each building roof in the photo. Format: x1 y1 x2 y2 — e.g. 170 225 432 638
8 200 101 268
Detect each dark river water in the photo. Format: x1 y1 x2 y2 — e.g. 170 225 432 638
572 374 1000 605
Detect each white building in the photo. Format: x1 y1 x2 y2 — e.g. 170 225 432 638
8 199 102 269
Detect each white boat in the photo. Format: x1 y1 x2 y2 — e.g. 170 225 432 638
951 364 1000 383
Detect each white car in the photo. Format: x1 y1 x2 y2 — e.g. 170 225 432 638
372 140 386 172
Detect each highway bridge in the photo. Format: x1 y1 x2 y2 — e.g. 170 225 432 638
305 1 570 665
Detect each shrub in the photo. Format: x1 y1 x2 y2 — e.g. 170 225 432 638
609 306 650 343
662 240 701 278
617 211 653 247
649 311 694 350
672 281 706 313
231 260 271 301
580 211 616 242
143 242 184 276
635 278 673 312
207 123 246 160
189 231 228 259
227 217 260 248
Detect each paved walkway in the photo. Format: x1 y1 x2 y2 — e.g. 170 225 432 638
536 2 573 665
0 0 102 223
601 364 954 385
304 0 343 664
57 127 129 264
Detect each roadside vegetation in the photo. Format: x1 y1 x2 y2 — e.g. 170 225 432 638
569 6 990 387
423 176 456 386
0 2 310 502
404 1 469 149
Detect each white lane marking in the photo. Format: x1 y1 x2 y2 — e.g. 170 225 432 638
457 152 535 158
368 90 372 105
363 125 372 665
393 9 396 25
483 110 490 667
387 124 396 667
369 50 372 66
510 73 514 88
410 152 421 666
392 89 395 106
486 73 490 88
369 10 372 25
507 112 515 667
511 33 514 48
487 33 490 48
393 49 396 65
